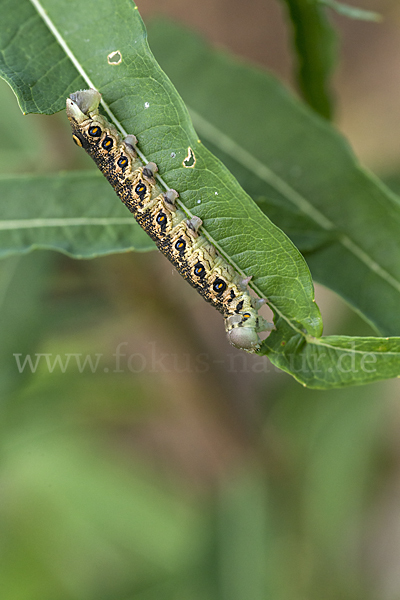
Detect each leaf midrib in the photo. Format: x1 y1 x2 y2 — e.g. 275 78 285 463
0 217 136 229
304 335 400 356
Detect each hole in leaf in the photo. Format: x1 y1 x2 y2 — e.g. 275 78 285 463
107 51 122 65
183 147 196 168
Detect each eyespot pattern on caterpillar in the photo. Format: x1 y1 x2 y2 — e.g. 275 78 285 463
66 89 273 352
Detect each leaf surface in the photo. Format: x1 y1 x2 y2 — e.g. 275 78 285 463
263 318 400 388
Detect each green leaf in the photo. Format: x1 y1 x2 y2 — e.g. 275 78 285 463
279 0 337 118
263 318 400 389
146 20 400 338
0 172 154 258
279 0 381 118
319 0 382 22
255 195 400 336
0 0 322 337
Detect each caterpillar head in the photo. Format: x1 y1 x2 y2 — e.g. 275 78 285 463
225 310 272 353
66 90 118 157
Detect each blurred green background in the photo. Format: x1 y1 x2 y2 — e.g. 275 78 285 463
1 1 400 598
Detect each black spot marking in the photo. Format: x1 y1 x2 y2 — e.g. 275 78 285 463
135 181 147 200
102 136 113 151
227 289 236 303
235 300 244 313
194 263 206 279
88 125 102 137
175 239 186 255
117 156 128 169
213 278 227 295
242 312 251 322
156 211 167 232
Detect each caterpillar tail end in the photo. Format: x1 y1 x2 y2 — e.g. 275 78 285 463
225 311 274 353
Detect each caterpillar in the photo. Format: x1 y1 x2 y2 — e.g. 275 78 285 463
66 89 273 352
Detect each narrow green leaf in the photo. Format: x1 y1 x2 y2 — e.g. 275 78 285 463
0 172 154 258
263 318 400 389
147 20 400 338
319 0 382 22
279 0 337 118
0 0 322 337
